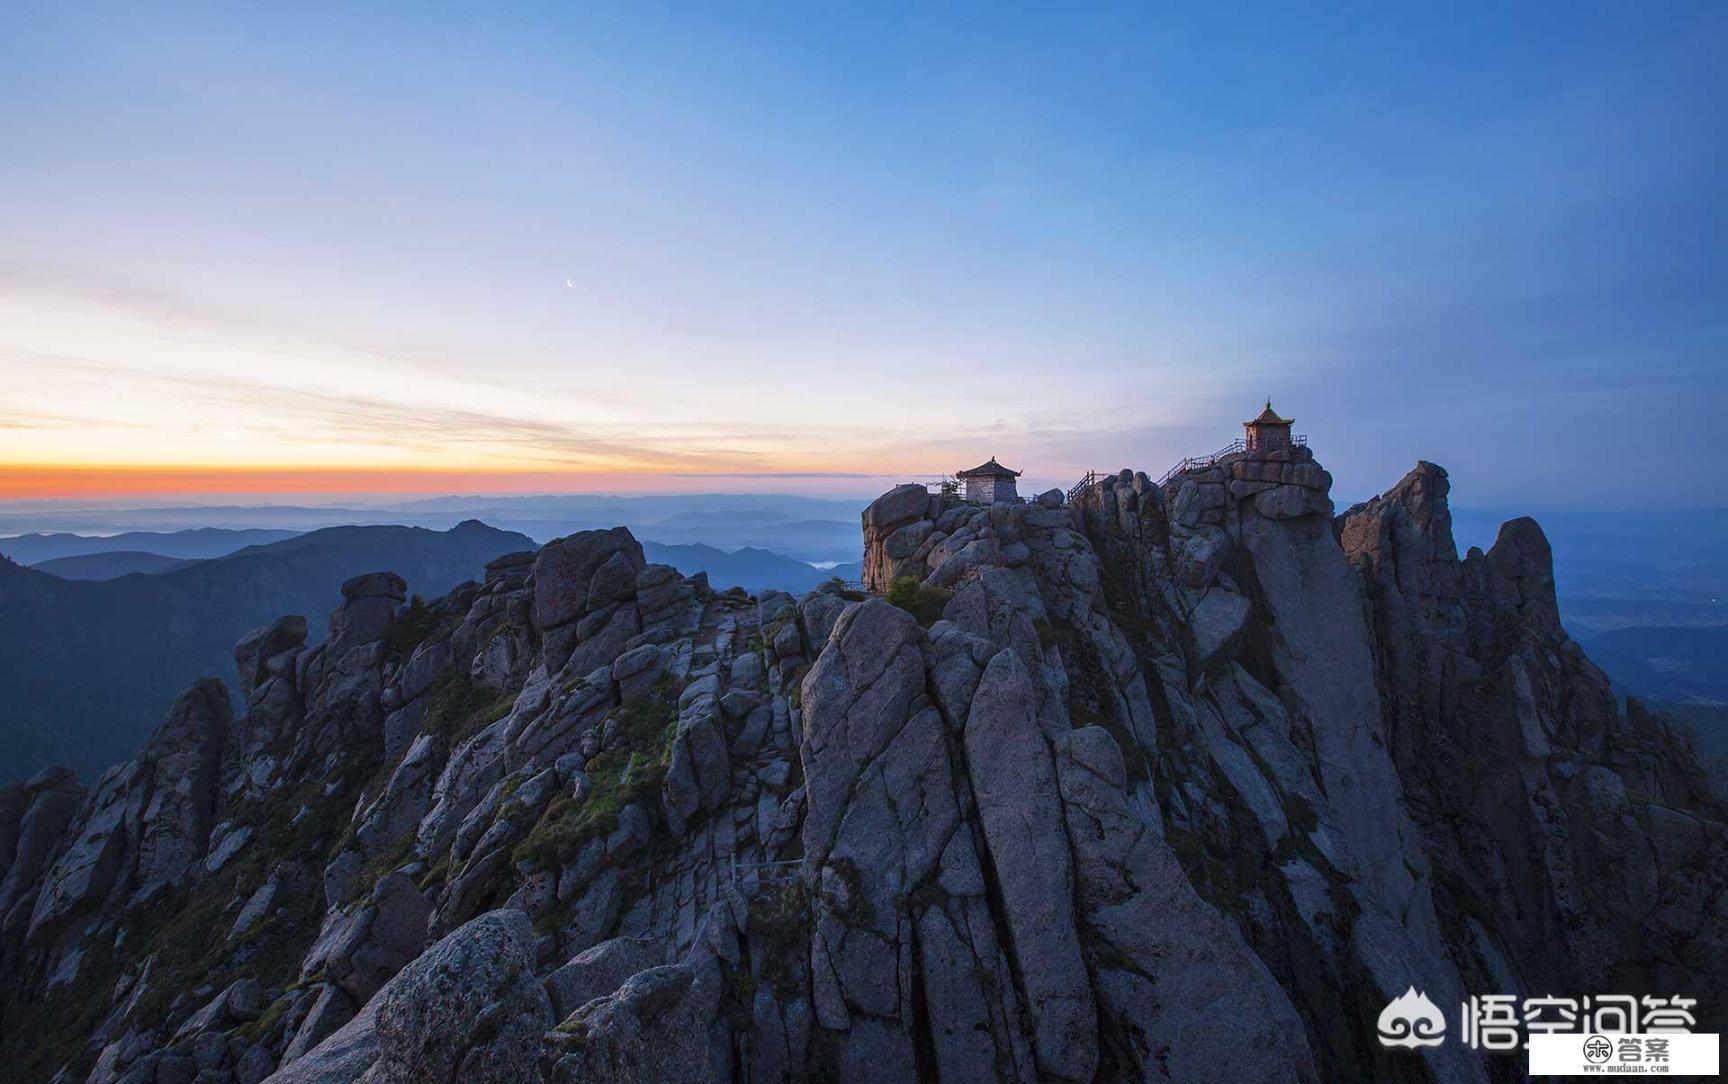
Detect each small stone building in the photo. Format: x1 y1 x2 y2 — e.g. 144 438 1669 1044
956 457 1021 504
1243 401 1295 452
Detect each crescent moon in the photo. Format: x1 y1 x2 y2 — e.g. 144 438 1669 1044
564 277 576 288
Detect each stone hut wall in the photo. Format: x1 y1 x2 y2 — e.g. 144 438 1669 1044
1246 425 1292 452
964 476 1019 503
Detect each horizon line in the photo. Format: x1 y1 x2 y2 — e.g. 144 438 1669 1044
0 464 952 501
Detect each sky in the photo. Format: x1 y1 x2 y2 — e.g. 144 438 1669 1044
1 2 1723 508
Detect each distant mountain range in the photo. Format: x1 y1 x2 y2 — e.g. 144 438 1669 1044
640 541 861 594
29 551 193 579
3 522 868 595
0 492 868 564
0 520 531 782
0 515 880 780
0 527 300 565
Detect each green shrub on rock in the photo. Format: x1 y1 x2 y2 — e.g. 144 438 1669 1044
882 575 951 627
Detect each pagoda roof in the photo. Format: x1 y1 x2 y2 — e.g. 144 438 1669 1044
1244 401 1294 427
956 456 1021 478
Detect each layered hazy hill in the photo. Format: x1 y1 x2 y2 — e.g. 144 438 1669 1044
639 541 861 594
2 526 866 597
0 505 868 783
29 551 191 580
0 527 301 565
0 493 867 567
0 520 531 781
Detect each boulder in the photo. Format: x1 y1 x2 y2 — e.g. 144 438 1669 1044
662 693 724 835
268 988 373 1083
329 574 405 648
546 964 716 1084
798 592 851 654
172 978 263 1042
482 550 536 585
302 871 433 1003
235 861 308 940
235 1044 274 1084
862 484 930 536
1189 588 1251 666
342 572 408 600
26 777 127 942
365 909 553 1083
0 768 83 924
533 529 645 633
611 644 668 704
203 825 252 874
279 984 357 1068
544 936 666 1019
587 550 640 608
1252 482 1332 520
234 616 308 700
134 680 233 890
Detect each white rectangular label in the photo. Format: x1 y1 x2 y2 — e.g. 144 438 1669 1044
1528 1033 1719 1075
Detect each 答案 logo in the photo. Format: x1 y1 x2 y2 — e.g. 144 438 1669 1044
1378 987 1447 1048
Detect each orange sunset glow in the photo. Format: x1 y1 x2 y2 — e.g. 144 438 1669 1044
0 465 910 501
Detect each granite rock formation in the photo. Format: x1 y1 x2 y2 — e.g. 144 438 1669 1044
0 449 1722 1084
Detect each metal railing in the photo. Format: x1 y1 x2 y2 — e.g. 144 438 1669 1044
1157 435 1306 486
900 478 958 496
1065 470 1101 505
1157 439 1244 485
900 478 1016 506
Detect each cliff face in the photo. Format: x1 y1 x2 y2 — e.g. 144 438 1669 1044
1335 464 1726 1014
0 449 1722 1084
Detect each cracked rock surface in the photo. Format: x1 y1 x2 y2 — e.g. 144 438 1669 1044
2 455 1723 1084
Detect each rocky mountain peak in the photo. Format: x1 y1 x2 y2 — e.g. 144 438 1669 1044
1 447 1722 1083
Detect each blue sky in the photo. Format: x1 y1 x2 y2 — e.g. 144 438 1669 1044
1 2 1722 507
